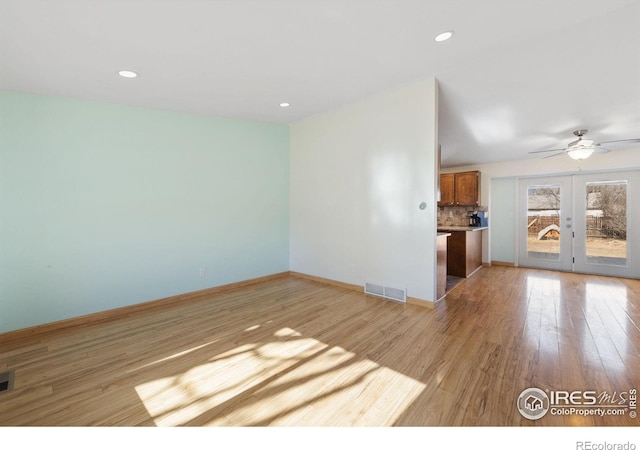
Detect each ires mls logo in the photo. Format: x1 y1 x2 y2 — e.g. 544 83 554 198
517 387 638 420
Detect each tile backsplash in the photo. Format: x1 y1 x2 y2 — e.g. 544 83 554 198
438 206 488 227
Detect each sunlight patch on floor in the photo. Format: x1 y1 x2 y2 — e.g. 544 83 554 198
135 327 425 426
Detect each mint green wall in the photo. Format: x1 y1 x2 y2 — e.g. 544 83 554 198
0 91 289 334
490 177 516 263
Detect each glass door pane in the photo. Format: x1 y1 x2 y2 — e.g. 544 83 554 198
585 180 627 266
526 185 561 260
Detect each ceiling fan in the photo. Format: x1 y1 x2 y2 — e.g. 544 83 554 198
529 129 640 160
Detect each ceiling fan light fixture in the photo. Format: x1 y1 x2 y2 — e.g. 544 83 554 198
568 147 594 160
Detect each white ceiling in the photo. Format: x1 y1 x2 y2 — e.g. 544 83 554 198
1 0 639 167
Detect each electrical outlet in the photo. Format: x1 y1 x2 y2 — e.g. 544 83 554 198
199 268 206 277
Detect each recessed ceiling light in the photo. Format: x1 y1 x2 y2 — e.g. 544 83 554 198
279 102 290 108
118 70 138 78
434 30 455 42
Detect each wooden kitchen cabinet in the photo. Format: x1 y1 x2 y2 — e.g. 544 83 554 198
455 171 480 206
438 170 480 206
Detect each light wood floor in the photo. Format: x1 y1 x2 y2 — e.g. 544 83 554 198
1 266 638 426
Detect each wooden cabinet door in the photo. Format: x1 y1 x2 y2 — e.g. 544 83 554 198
438 173 455 206
454 171 479 206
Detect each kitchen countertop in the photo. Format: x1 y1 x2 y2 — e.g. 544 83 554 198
437 232 451 237
437 226 488 232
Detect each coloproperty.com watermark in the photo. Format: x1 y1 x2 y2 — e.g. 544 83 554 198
517 387 637 421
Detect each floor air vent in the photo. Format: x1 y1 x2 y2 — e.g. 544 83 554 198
365 283 407 303
0 369 15 394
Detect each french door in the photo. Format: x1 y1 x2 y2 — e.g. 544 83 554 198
518 176 573 272
518 171 640 278
573 171 639 278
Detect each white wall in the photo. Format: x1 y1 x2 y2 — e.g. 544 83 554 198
445 145 640 264
290 78 439 301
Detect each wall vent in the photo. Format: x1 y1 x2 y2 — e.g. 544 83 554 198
364 283 406 303
0 369 15 394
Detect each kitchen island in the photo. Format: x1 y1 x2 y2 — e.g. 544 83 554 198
437 226 488 278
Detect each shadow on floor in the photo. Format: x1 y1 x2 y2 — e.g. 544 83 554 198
446 275 464 293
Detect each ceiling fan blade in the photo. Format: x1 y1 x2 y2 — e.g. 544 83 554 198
594 147 611 154
542 152 566 159
528 148 567 154
598 138 640 146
